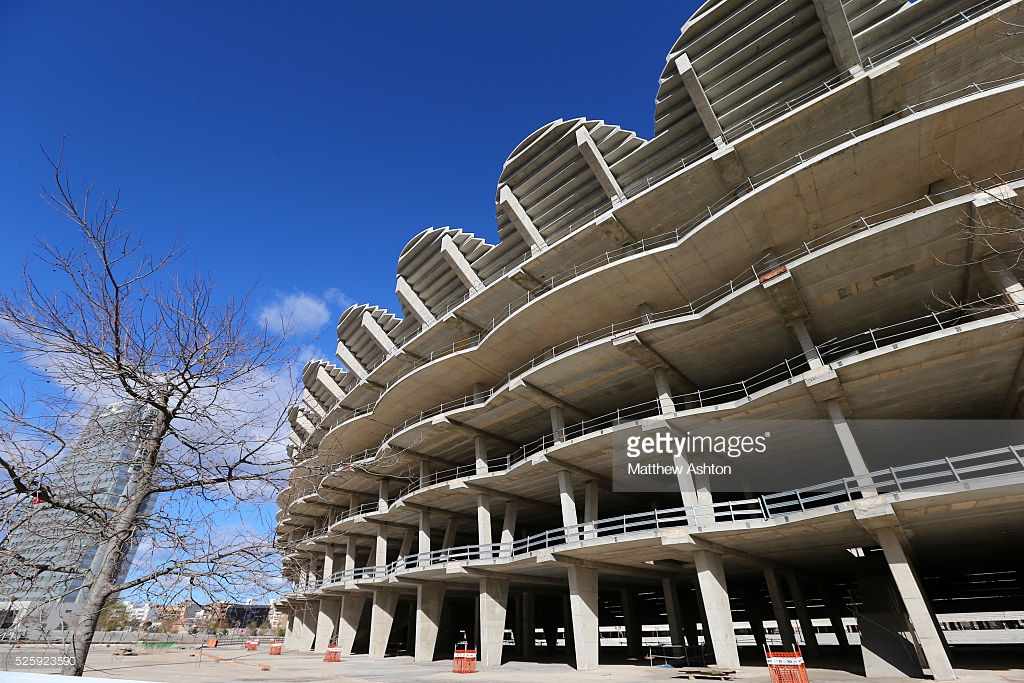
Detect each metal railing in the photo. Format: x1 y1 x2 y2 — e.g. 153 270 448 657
295 294 1014 532
287 442 1024 595
304 164 1024 464
309 74 1024 438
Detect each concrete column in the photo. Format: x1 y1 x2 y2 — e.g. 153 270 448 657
575 125 624 201
322 546 341 584
764 567 797 649
550 405 566 443
475 436 488 475
522 591 536 659
818 582 850 648
396 275 437 326
786 574 819 656
790 318 822 368
442 518 458 550
662 578 685 646
653 367 676 415
418 509 432 561
620 589 642 658
875 527 956 680
283 613 299 650
583 480 598 540
369 590 399 659
741 586 769 649
289 607 316 651
826 400 874 486
361 309 398 356
344 538 357 574
568 566 599 671
336 594 366 654
415 584 445 663
314 597 341 651
374 525 388 574
440 234 484 290
419 460 430 487
378 478 389 512
500 501 518 557
397 529 414 569
499 185 545 251
335 340 368 379
811 0 862 71
477 493 493 558
479 577 509 667
695 550 740 669
558 470 579 541
674 53 724 144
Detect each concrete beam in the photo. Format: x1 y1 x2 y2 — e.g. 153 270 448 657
499 185 546 251
983 254 1024 309
612 332 698 393
576 126 624 202
535 453 612 488
509 379 591 420
395 448 458 468
811 0 862 72
763 269 811 323
361 310 399 356
456 482 560 512
675 53 724 143
335 340 368 380
441 234 484 290
396 276 437 326
314 366 344 400
596 214 636 246
433 416 521 449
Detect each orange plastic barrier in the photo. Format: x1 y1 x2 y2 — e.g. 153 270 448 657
765 649 810 683
453 649 477 674
268 643 283 655
206 638 218 648
323 645 343 662
244 639 259 651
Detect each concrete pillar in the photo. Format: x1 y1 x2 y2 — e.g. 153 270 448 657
442 518 458 549
477 493 492 558
522 591 536 659
499 185 545 251
361 309 398 356
418 509 431 563
875 527 956 680
396 275 437 326
568 566 599 671
741 586 769 649
335 340 368 380
289 606 316 651
674 53 725 144
818 582 851 648
695 550 740 669
369 590 399 659
336 594 366 654
583 480 599 540
283 613 299 650
419 460 430 487
558 470 577 526
575 125 624 202
475 436 488 475
322 546 341 585
786 575 820 656
663 578 685 646
375 524 388 574
653 367 676 415
344 538 357 574
479 577 509 667
620 589 642 658
378 478 389 513
314 597 341 651
500 501 518 557
790 318 822 368
764 567 797 649
550 405 566 443
440 234 484 290
826 400 874 486
415 584 445 662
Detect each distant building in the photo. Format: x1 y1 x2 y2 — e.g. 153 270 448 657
0 402 158 636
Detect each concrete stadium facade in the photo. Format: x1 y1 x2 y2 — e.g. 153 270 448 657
275 0 1024 678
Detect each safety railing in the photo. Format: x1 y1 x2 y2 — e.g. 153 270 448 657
298 294 1013 528
284 441 1024 595
304 167 1024 465
312 75 1024 433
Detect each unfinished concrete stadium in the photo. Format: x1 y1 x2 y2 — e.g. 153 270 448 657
275 0 1024 678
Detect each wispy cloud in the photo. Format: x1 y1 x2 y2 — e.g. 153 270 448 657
258 291 333 334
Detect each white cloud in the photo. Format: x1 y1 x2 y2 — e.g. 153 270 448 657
259 292 331 334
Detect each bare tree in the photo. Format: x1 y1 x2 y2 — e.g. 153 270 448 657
0 144 298 675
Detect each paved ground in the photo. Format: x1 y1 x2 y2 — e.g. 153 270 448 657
1 644 1023 682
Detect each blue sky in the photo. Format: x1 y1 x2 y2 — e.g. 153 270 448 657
1 1 700 363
